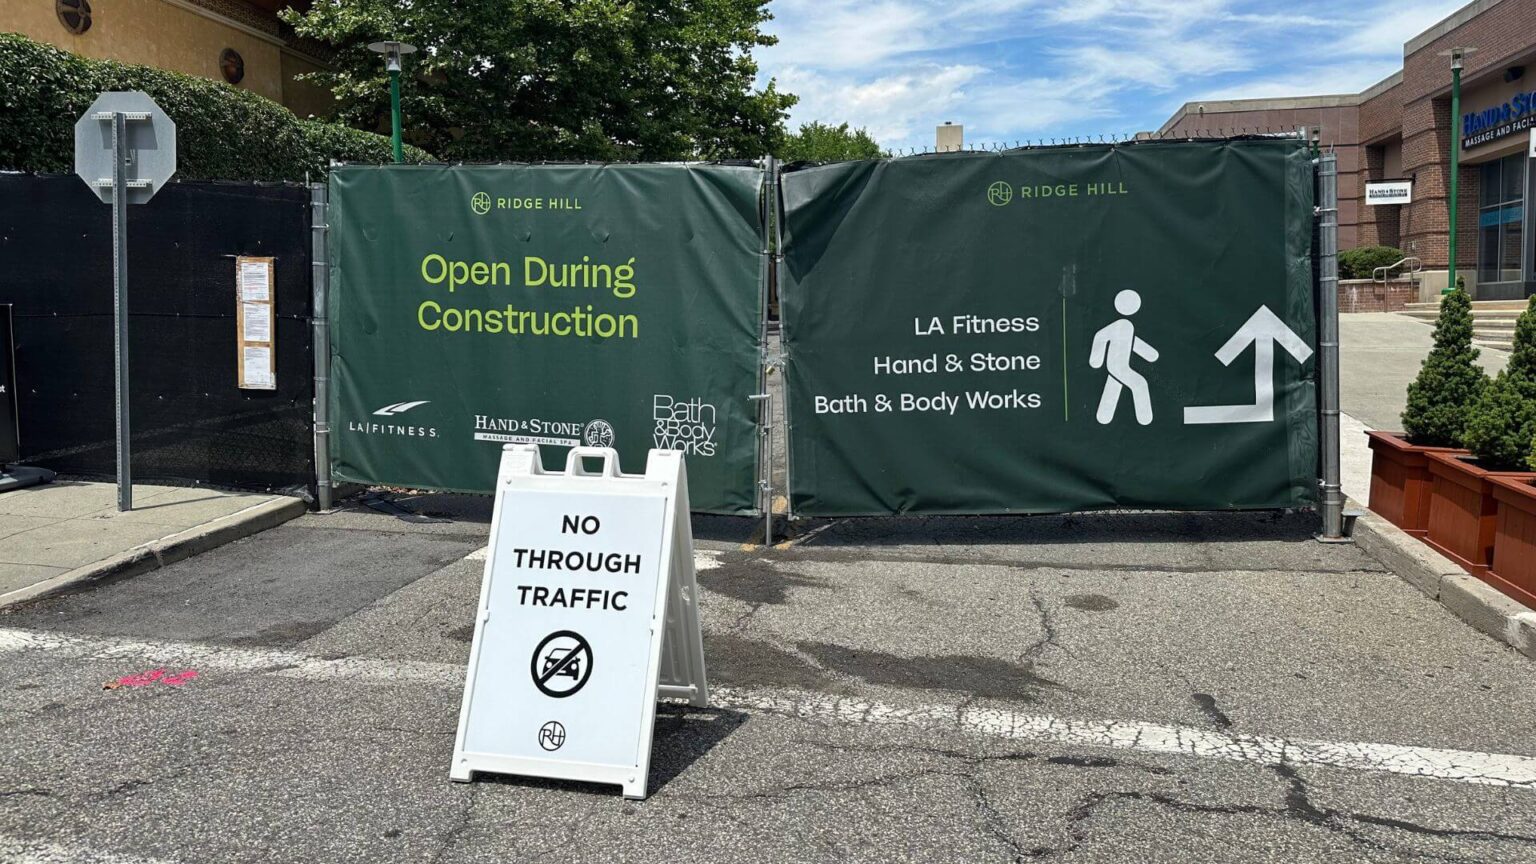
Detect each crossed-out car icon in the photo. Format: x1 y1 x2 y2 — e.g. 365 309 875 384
541 647 580 679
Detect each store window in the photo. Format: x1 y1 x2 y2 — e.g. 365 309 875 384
1478 153 1525 284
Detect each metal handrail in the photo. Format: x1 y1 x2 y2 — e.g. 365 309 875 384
1373 256 1422 283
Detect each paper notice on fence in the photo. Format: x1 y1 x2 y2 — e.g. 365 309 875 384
241 346 274 390
235 256 276 390
239 260 271 302
241 303 272 342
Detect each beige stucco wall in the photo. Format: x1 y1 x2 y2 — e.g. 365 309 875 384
4 0 312 109
280 49 333 118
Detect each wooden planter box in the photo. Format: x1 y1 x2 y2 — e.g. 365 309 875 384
1365 431 1461 536
1424 451 1526 575
1489 475 1536 610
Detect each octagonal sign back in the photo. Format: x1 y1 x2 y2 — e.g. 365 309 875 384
74 91 177 205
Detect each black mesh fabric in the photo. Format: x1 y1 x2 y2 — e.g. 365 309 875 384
0 173 315 497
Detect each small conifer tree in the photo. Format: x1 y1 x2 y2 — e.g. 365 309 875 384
1465 296 1536 470
1402 286 1488 446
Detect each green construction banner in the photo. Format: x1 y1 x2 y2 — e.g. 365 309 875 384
780 140 1317 516
329 164 764 513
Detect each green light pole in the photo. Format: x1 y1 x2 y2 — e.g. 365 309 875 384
368 41 417 163
1441 46 1476 295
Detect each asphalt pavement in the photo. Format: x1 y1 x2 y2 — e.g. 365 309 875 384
2 492 1534 863
1 314 1532 864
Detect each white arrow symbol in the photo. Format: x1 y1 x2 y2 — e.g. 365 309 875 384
1183 305 1313 425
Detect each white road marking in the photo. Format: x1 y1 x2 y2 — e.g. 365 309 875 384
0 836 173 864
3 626 1534 791
465 546 489 561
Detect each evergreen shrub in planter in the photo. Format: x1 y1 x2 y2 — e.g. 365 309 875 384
1427 296 1536 577
1474 298 1536 608
1367 286 1485 534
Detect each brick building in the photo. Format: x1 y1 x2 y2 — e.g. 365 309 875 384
1159 0 1536 301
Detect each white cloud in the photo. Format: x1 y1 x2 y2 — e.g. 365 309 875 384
776 64 987 144
757 0 1479 151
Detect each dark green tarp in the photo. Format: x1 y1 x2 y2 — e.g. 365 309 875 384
779 140 1317 516
329 164 764 513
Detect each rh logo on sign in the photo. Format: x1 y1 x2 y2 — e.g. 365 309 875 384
538 721 566 751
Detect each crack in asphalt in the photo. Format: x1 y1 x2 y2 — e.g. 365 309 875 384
1048 761 1536 863
1019 590 1062 665
425 783 477 864
0 788 51 799
679 737 1176 862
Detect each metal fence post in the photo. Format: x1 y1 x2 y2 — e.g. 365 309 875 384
1316 152 1345 541
310 181 333 511
753 155 779 545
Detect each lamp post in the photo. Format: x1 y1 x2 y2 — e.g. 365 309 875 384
367 40 417 163
1440 46 1476 295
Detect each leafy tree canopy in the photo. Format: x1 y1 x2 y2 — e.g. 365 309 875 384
778 121 884 162
284 0 796 162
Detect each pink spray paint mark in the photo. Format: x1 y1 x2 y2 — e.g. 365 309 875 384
113 668 197 688
115 669 167 687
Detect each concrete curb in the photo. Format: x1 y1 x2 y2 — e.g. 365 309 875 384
1353 509 1536 661
0 495 307 609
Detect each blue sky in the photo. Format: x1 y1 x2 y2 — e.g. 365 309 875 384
755 0 1470 152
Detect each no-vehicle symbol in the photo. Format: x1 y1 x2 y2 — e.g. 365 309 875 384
531 630 593 698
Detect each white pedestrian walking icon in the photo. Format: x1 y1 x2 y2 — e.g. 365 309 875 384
1089 289 1159 425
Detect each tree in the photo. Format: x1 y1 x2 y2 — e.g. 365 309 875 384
778 121 883 162
1401 285 1488 447
1465 296 1536 470
283 0 796 162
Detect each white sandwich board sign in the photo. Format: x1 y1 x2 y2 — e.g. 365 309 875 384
450 444 708 799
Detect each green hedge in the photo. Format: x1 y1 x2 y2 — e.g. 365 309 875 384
1338 245 1404 280
0 33 429 182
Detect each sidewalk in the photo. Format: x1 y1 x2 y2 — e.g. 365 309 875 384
1338 312 1534 660
1338 311 1512 503
0 480 306 607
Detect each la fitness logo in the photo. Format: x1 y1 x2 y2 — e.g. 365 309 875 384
350 400 438 438
653 395 716 457
987 181 1013 206
471 192 492 215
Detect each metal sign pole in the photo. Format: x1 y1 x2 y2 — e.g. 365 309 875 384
111 111 132 512
76 91 177 510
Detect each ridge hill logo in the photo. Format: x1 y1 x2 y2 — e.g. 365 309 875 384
467 191 584 214
350 400 438 438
